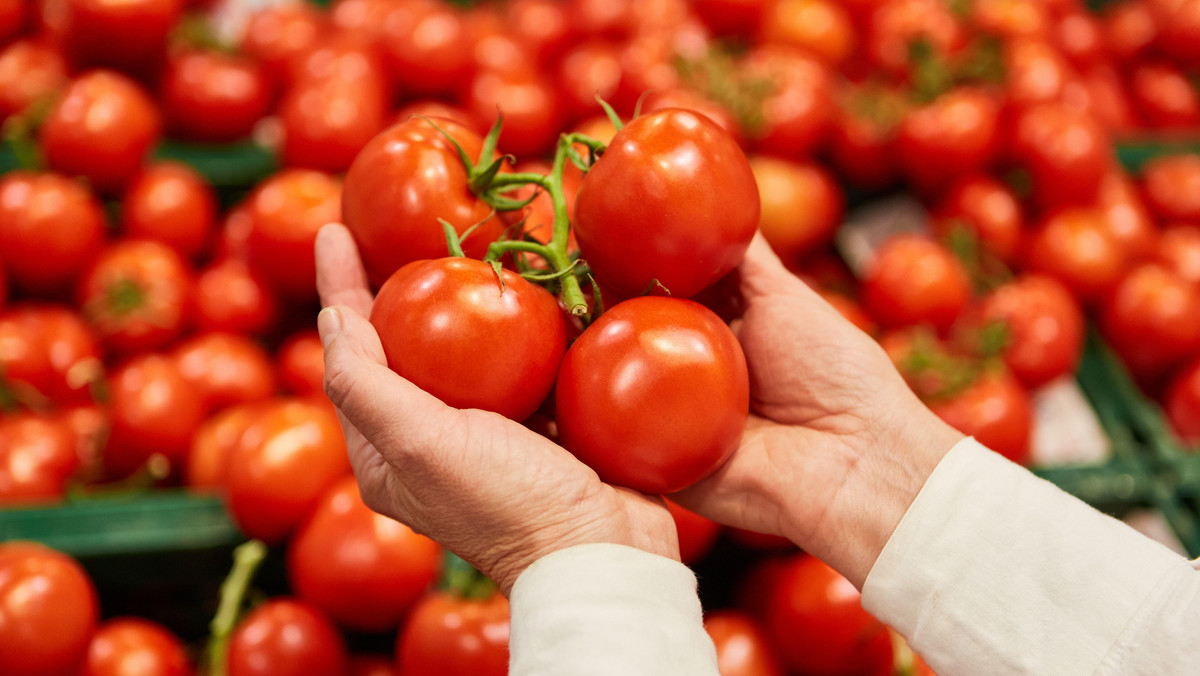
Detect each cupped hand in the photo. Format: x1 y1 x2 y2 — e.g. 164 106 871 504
314 224 678 595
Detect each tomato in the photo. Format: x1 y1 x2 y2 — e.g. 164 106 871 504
691 0 768 36
227 399 350 543
641 89 744 144
931 174 1023 264
821 290 879 335
465 69 565 158
160 50 272 143
829 85 904 190
1097 171 1158 262
194 258 278 337
466 9 536 76
83 618 190 676
56 403 107 472
78 240 192 354
279 76 388 173
0 545 96 675
277 330 325 399
704 611 784 676
173 333 276 413
1004 38 1077 110
761 0 854 66
105 354 205 478
186 404 260 491
1156 225 1200 286
0 0 21 42
505 0 576 62
976 275 1084 389
1057 10 1106 68
556 297 748 494
288 476 441 632
0 171 107 294
1103 0 1158 62
1166 358 1200 444
217 205 254 261
666 499 720 565
1027 208 1128 303
764 555 891 676
39 71 161 194
861 235 970 334
379 0 474 97
0 305 102 405
1141 154 1200 223
241 3 328 85
738 46 834 159
245 170 340 300
929 368 1032 464
121 163 216 259
0 415 81 504
559 40 625 122
49 0 181 75
1129 62 1200 129
0 39 68 121
343 117 500 287
395 100 482 133
1150 0 1200 66
1102 264 1200 381
287 33 389 89
1083 65 1139 135
972 0 1049 39
867 0 967 77
750 157 843 266
1010 103 1111 209
896 88 1000 194
227 599 347 676
574 109 758 299
371 258 568 421
395 591 509 676
349 656 396 676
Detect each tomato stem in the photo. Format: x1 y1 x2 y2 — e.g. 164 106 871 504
206 540 268 676
440 551 498 601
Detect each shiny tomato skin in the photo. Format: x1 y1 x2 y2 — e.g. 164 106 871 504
0 39 68 121
227 400 351 544
173 333 276 413
1129 62 1200 129
1003 39 1072 108
78 240 192 355
193 259 278 337
931 174 1023 263
1097 171 1158 262
0 415 81 504
704 611 784 676
1166 358 1200 444
861 235 971 334
1010 103 1112 209
1056 10 1105 67
161 51 272 143
185 404 261 492
0 305 102 405
739 46 835 159
245 170 341 300
288 476 442 632
343 117 499 287
83 618 191 676
50 0 181 75
465 69 565 158
1156 225 1200 286
1150 0 1200 66
978 275 1084 388
0 542 99 676
278 330 325 399
395 592 509 676
1101 264 1200 381
666 499 720 565
868 0 967 76
241 3 328 84
1141 154 1200 222
1103 0 1157 61
280 76 389 173
764 554 891 676
556 297 749 494
105 354 206 478
557 41 622 121
121 163 217 259
0 171 107 294
750 157 844 266
641 89 744 144
930 368 1032 464
370 258 568 422
1027 208 1128 304
761 0 855 66
379 0 474 96
896 88 999 194
227 599 347 676
39 71 161 194
574 109 758 299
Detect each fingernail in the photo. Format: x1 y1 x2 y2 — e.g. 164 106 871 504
317 307 341 349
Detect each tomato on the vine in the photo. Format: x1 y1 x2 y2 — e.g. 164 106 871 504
121 163 217 260
750 157 844 266
0 171 107 295
0 414 82 504
105 354 206 478
705 610 784 676
396 591 510 676
929 368 1032 464
83 618 191 676
245 170 341 300
974 275 1084 389
1101 264 1200 381
1026 208 1128 303
640 89 744 145
173 333 277 413
227 599 347 676
78 240 192 354
0 542 99 676
861 235 970 334
161 50 272 143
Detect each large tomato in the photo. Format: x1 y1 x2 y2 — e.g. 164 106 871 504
161 50 272 143
556 297 749 494
1141 154 1200 222
0 171 107 294
1101 264 1200 381
932 174 1023 264
185 404 262 492
0 414 82 504
738 46 835 159
1156 225 1200 286
78 240 192 354
0 542 99 676
0 305 102 405
121 163 217 260
288 475 442 632
929 368 1032 464
172 333 277 413
105 354 206 478
896 87 1000 194
245 170 341 300
277 330 326 399
1026 208 1127 303
193 259 278 337
750 157 844 266
370 257 568 421
227 599 347 676
975 275 1084 389
861 235 970 334
1166 358 1200 444
83 618 191 676
343 117 500 287
47 0 181 74
395 591 509 676
704 610 784 676
1010 103 1112 209
574 109 758 299
0 39 68 121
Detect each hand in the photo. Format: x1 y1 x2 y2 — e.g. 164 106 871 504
674 235 964 587
314 224 679 595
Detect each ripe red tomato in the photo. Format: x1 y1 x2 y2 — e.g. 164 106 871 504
1102 264 1200 381
666 499 720 565
217 205 254 260
932 174 1024 263
764 554 891 676
78 240 192 354
160 50 271 143
829 87 904 190
343 117 499 286
0 171 107 294
0 414 82 504
379 0 474 96
976 275 1084 389
105 354 205 478
280 76 389 173
574 109 758 299
505 0 576 62
396 591 509 676
705 611 784 676
929 368 1032 464
557 297 749 494
0 542 98 676
56 403 107 473
465 69 565 158
739 46 834 159
0 305 102 405
1129 62 1200 129
761 0 854 66
194 258 278 337
288 475 441 632
0 39 68 121
1141 154 1200 222
1083 65 1139 135
1010 103 1111 209
1055 9 1105 67
244 170 341 300
0 0 21 42
896 88 999 194
1166 358 1200 444
691 0 768 36
867 0 966 76
557 41 622 121
228 599 347 676
751 157 844 266
277 330 325 399
862 235 970 334
83 618 190 676
39 71 161 194
241 3 328 84
1097 171 1158 262
227 400 350 543
1026 208 1128 303
641 89 744 144
1003 39 1073 108
971 0 1050 40
287 33 389 89
48 0 181 75
121 163 216 259
186 404 261 492
173 333 276 413
1156 225 1200 286
466 10 537 76
1149 0 1200 66
1103 0 1158 61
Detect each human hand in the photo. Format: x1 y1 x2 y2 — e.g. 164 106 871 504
314 224 679 595
673 235 963 587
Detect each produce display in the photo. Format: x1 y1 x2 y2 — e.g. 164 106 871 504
1 0 1199 673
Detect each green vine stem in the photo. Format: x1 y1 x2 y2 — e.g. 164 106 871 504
441 551 498 601
206 540 268 676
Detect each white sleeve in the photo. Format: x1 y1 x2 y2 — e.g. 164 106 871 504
862 437 1200 675
508 543 719 676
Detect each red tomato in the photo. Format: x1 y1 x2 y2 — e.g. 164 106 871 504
1055 10 1106 67
121 163 216 259
160 51 271 143
288 476 441 632
0 260 6 309
931 174 1024 263
465 9 536 76
0 305 102 405
83 618 190 676
1129 62 1200 129
395 592 509 676
1003 39 1074 108
349 656 396 676
0 414 81 504
0 543 98 676
227 400 350 543
705 611 784 676
1102 264 1200 381
48 0 181 75
379 0 473 96
640 89 744 144
227 599 347 676
280 76 389 173
972 0 1049 39
1141 154 1200 222
241 3 328 85
1149 0 1200 66
39 71 160 194
1156 225 1200 286
666 499 720 565
0 0 21 42
557 41 622 121
976 275 1084 388
1103 0 1158 61
0 171 107 294
342 117 499 287
465 69 565 158
78 240 192 354
286 33 389 90
173 333 276 413
0 39 68 121
1097 171 1158 262
56 403 107 473
867 0 967 76
691 0 768 36
574 109 758 299
1166 358 1200 444
278 330 325 399
556 297 749 494
105 354 205 478
751 157 844 266
896 88 999 194
217 205 254 261
761 0 854 66
861 235 970 333
1083 65 1139 135
1010 103 1111 209
371 258 568 421
245 170 341 300
193 258 278 337
1026 208 1128 303
505 0 576 62
186 404 261 492
764 555 891 676
739 46 834 159
930 368 1032 464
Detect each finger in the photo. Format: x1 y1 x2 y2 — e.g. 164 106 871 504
316 223 374 317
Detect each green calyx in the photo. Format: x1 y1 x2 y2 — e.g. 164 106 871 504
440 551 498 601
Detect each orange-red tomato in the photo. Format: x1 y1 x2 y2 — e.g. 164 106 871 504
1097 171 1158 262
0 305 102 405
186 404 262 492
1156 225 1200 286
1141 154 1200 222
78 240 193 354
862 235 970 334
751 157 844 266
241 3 328 84
0 39 67 121
173 333 277 413
0 171 107 294
83 618 191 676
277 330 325 399
739 46 835 159
161 50 272 143
0 414 82 504
396 591 509 676
705 611 784 676
1103 0 1158 61
761 0 855 66
1101 264 1200 381
193 258 279 337
48 0 182 75
105 354 206 478
932 174 1024 263
1010 103 1112 209
896 88 1000 194
227 599 347 676
1129 62 1200 129
929 369 1032 465
0 543 99 676
121 163 217 259
378 0 474 96
977 275 1084 388
1026 208 1128 303
245 170 341 300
